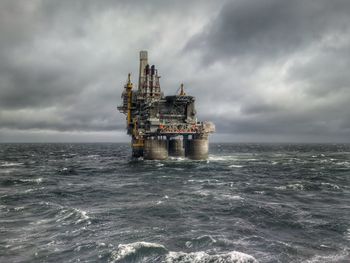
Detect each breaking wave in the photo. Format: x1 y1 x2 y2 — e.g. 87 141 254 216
0 161 24 167
166 251 257 263
109 241 257 263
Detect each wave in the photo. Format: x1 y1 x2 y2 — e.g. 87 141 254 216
275 183 304 191
110 242 167 262
55 207 90 225
275 182 341 191
38 202 91 225
228 164 243 168
335 161 350 167
208 155 239 161
20 178 43 184
219 194 244 201
86 154 100 158
166 251 257 263
305 249 350 263
24 187 45 193
109 241 257 263
320 182 340 190
185 235 217 249
0 161 24 167
1 177 44 186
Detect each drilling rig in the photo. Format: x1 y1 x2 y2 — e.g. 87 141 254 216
117 51 215 159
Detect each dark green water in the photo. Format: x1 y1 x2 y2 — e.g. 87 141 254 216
0 143 349 262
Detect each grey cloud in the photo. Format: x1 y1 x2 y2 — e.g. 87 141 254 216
0 0 216 135
287 41 350 97
0 0 350 142
187 0 350 63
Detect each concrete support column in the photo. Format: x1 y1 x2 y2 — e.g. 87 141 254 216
132 146 143 158
185 138 209 160
144 138 168 160
168 138 185 157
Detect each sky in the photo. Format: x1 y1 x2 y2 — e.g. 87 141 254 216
0 0 350 143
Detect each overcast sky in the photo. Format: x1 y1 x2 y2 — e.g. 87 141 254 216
1 0 350 143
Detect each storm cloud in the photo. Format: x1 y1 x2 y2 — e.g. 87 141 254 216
0 0 349 142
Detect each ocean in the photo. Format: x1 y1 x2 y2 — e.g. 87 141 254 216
0 143 349 262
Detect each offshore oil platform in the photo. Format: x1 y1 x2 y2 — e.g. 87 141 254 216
118 51 215 160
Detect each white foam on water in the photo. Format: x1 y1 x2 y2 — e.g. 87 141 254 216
40 202 90 225
109 241 257 263
87 154 100 158
14 206 25 211
168 157 186 161
185 235 217 248
56 209 75 222
110 241 167 262
275 183 304 191
73 208 90 224
0 162 24 167
320 182 340 190
209 156 227 161
228 164 243 168
20 178 43 184
165 250 258 263
0 205 8 214
335 161 350 167
305 249 350 263
32 218 51 225
195 190 211 197
24 187 45 193
220 194 244 201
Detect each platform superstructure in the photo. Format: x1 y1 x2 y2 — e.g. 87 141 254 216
118 51 215 159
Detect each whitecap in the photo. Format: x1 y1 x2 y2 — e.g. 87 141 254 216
24 187 45 193
320 182 340 190
275 183 304 191
335 161 350 167
73 208 90 224
98 242 106 247
169 157 185 161
195 190 211 197
165 251 257 263
209 155 239 161
305 249 349 263
87 154 100 158
208 156 227 161
20 178 43 184
228 164 243 168
185 235 217 248
220 194 244 201
0 161 24 167
109 241 257 263
110 241 167 262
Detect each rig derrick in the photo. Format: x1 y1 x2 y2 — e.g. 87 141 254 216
118 51 215 160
